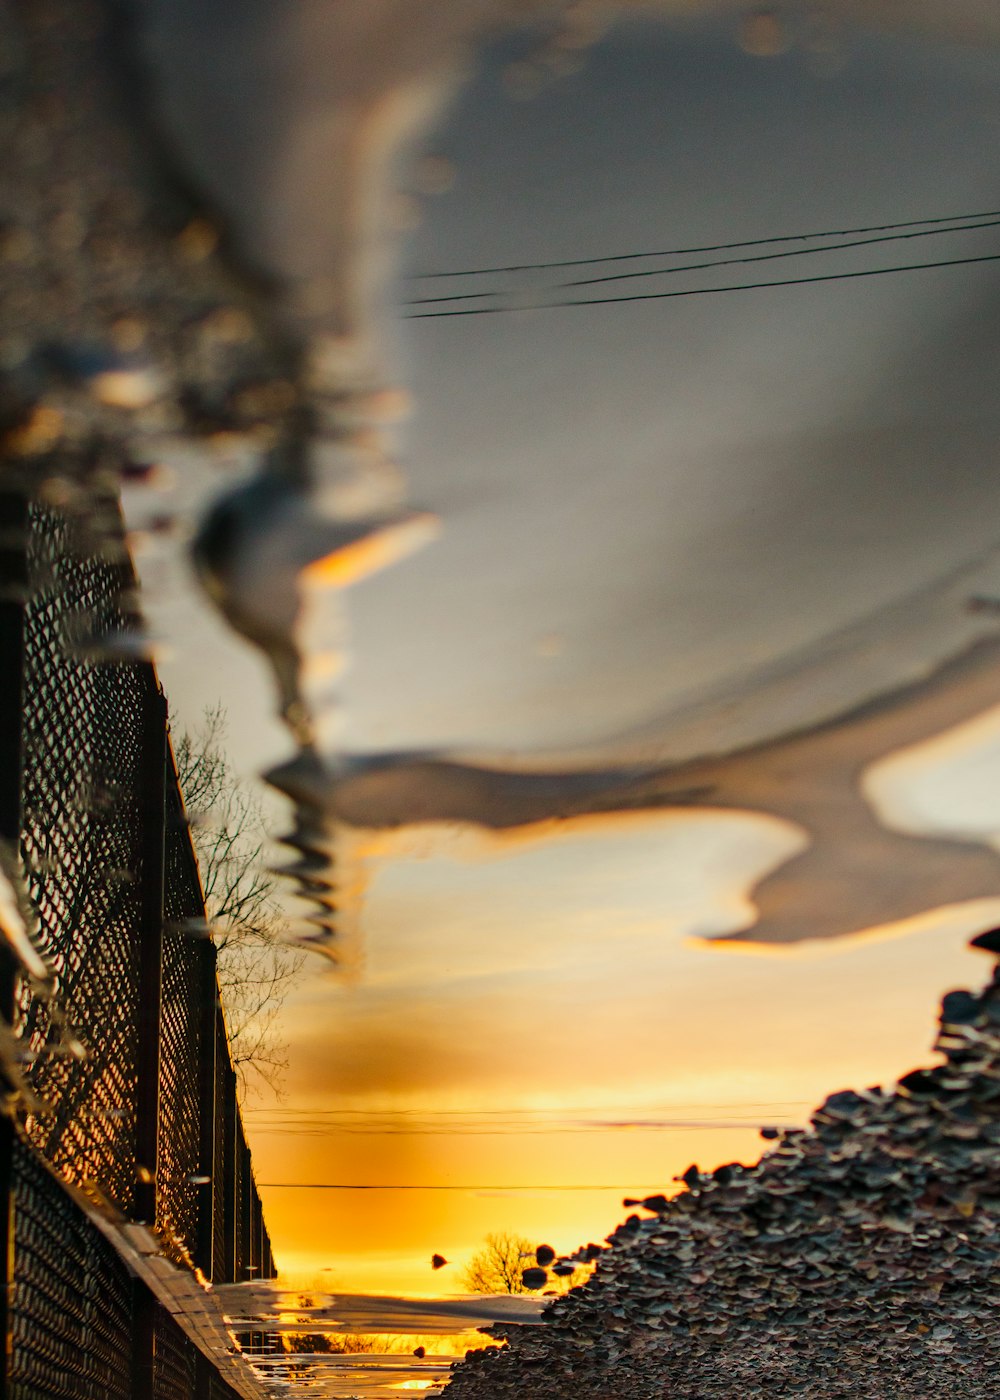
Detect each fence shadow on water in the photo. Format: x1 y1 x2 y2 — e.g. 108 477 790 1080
0 485 279 1397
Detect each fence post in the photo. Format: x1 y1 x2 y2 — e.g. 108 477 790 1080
0 486 28 1392
131 1280 157 1396
252 1179 262 1282
195 1346 213 1399
240 1135 252 1280
254 1181 262 1300
222 1063 237 1284
134 686 167 1225
196 945 218 1279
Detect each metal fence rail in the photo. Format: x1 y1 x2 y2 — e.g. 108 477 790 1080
0 485 278 1390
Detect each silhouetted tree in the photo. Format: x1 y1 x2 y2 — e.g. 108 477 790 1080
174 705 304 1098
462 1232 536 1294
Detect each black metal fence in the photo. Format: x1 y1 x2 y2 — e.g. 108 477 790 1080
9 1134 135 1400
0 482 277 1396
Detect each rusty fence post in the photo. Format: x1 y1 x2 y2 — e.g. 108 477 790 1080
134 687 167 1225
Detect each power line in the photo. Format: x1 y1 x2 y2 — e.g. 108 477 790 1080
243 1103 808 1135
245 1100 809 1115
249 1122 792 1137
407 249 1000 319
565 218 1000 290
257 1182 687 1191
412 206 1000 280
407 217 1000 307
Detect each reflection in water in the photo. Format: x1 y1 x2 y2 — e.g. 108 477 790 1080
124 1 1000 962
214 1286 543 1398
52 2 1000 1394
866 701 1000 846
442 934 1000 1396
248 896 998 1300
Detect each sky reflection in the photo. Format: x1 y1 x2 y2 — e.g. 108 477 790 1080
121 5 1000 1389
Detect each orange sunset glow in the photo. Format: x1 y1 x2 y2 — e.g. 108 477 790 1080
243 808 999 1294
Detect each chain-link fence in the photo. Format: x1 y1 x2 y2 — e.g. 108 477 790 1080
0 484 277 1393
18 497 149 1208
7 1130 251 1400
7 1136 134 1400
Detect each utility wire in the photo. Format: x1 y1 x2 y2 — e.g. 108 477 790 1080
258 1182 689 1191
250 1123 792 1137
245 1100 808 1115
407 249 1000 319
406 217 1000 306
412 206 1000 280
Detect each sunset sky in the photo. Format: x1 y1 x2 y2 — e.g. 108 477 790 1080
248 883 998 1295
127 5 1000 1306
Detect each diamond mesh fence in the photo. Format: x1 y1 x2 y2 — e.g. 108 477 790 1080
8 1136 133 1400
214 1011 229 1278
18 498 149 1209
158 777 209 1263
234 1121 251 1281
152 1306 198 1400
0 489 276 1390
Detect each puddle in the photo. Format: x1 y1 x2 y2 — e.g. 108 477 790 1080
213 1283 544 1397
88 6 1000 1392
117 8 1000 969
